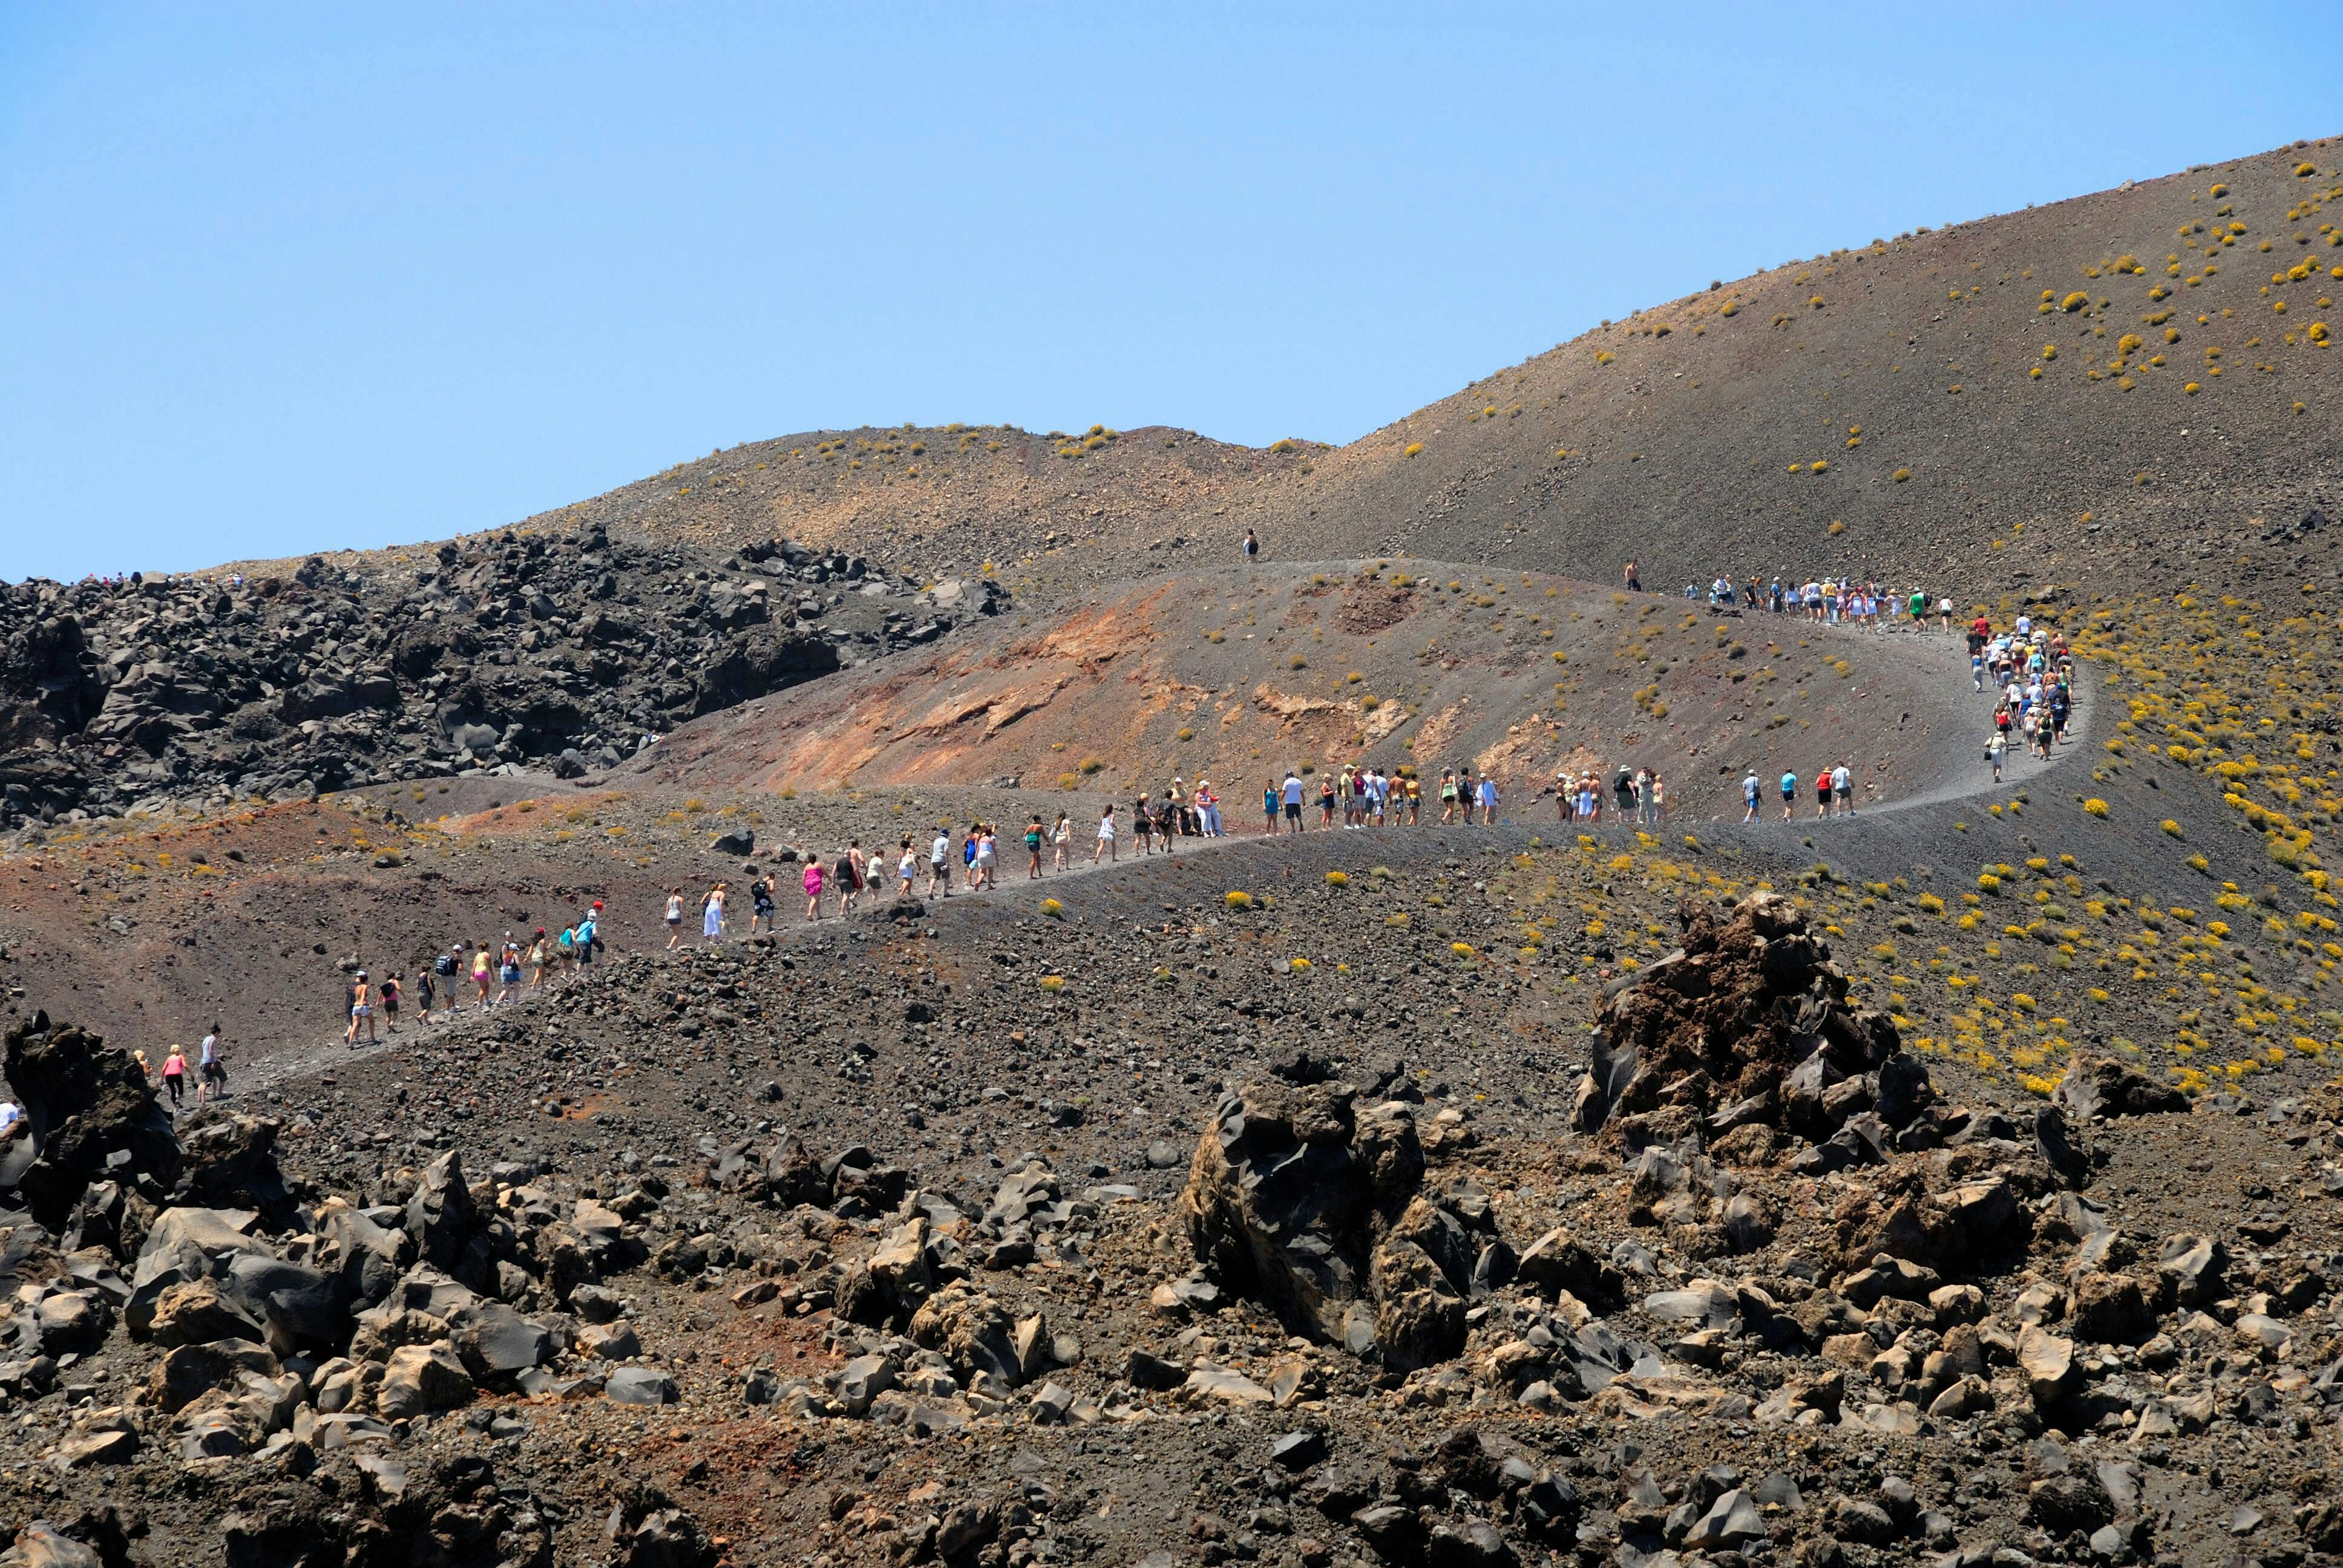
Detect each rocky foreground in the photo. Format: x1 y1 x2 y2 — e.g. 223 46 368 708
0 528 1005 835
2 892 2336 1567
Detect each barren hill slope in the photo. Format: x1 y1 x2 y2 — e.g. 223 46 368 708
549 138 2341 606
1246 138 2343 591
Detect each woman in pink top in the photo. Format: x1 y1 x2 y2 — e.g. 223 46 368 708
802 859 825 921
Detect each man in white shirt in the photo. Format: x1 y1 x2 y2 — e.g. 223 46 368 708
926 829 952 898
1831 762 1853 815
1281 771 1305 834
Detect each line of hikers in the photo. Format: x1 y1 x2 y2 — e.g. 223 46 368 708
341 902 605 1045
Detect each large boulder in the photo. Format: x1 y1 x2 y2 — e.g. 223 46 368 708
1573 895 1917 1152
375 1344 474 1418
1179 1080 1383 1344
2053 1057 2188 1121
2 1014 180 1229
1370 1237 1466 1371
406 1150 500 1291
146 1279 266 1348
173 1112 295 1221
317 1200 410 1308
126 1207 269 1336
1181 1079 1492 1368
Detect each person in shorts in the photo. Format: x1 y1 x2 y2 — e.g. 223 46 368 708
1832 761 1853 816
1814 766 1833 818
197 1025 227 1102
1282 771 1304 832
928 827 952 897
1780 769 1798 822
346 971 377 1045
1742 770 1761 823
1094 805 1118 863
664 887 686 948
749 875 776 934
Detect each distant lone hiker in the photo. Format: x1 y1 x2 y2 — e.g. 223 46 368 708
1244 529 1259 561
1624 560 1641 593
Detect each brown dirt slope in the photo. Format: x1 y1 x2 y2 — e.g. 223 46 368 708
624 563 1947 808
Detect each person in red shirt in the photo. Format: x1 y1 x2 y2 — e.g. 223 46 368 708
1815 766 1834 818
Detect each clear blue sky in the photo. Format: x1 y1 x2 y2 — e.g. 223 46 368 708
2 6 2328 581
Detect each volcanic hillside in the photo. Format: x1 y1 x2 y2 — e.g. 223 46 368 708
629 562 1948 810
514 139 2339 605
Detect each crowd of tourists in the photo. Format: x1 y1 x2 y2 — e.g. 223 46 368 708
338 901 606 1047
1971 610 2077 780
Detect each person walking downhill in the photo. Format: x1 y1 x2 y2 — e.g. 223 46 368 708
160 1045 188 1108
1987 726 2008 783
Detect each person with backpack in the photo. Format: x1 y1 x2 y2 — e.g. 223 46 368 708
749 876 776 935
433 947 459 1013
380 975 402 1031
1742 770 1761 823
575 901 603 967
416 962 437 1020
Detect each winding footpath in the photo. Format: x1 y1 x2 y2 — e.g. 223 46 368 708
243 615 2082 1094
